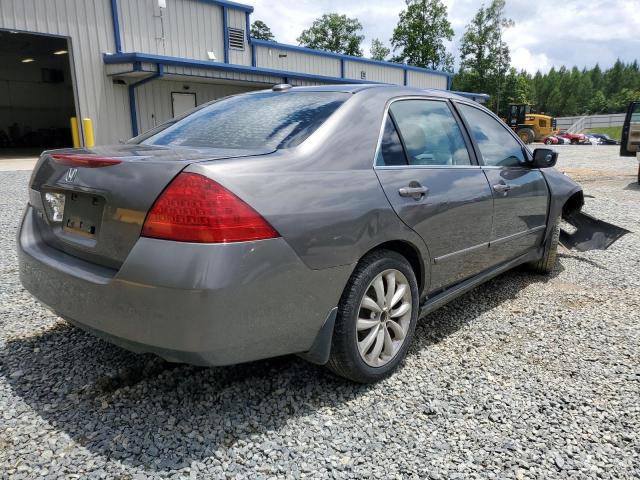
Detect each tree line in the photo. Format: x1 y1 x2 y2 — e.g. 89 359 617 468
250 0 640 118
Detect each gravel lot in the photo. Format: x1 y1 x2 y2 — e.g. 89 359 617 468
1 145 638 479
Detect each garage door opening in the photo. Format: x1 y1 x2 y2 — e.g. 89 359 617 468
0 30 77 158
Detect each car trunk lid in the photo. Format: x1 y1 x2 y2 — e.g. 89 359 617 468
28 144 273 269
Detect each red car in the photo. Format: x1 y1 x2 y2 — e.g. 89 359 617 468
556 130 587 144
543 135 571 145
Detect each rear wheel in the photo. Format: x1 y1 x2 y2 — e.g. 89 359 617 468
326 250 419 383
517 128 535 144
544 138 553 145
528 217 560 274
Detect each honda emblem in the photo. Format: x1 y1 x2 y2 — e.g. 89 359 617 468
64 168 78 183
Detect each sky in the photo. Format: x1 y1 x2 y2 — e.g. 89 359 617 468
249 0 640 74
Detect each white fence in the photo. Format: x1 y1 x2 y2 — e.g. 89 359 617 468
555 113 625 130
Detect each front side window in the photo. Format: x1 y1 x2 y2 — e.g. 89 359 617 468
457 103 526 167
142 92 348 150
389 100 471 166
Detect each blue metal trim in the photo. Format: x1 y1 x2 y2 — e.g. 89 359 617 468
128 64 164 137
403 68 408 86
104 52 383 85
196 0 253 12
251 43 257 67
249 38 452 79
340 59 345 78
245 11 251 44
222 6 229 63
109 0 122 53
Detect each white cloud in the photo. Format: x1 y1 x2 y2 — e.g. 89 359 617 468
248 0 640 72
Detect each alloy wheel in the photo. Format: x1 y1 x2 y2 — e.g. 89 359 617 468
356 269 412 367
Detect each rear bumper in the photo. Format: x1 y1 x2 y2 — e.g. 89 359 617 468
18 206 352 366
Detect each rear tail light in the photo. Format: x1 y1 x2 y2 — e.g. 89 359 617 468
141 172 279 243
51 153 122 168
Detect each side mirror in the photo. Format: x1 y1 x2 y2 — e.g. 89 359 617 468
531 148 557 168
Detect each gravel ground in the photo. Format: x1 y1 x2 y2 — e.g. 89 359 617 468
1 145 638 479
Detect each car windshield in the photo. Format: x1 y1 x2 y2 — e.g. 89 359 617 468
141 91 348 150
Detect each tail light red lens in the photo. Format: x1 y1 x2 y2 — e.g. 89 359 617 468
51 154 122 168
141 172 279 243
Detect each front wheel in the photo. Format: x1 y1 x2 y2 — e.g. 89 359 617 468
528 217 560 274
518 128 535 144
326 250 419 383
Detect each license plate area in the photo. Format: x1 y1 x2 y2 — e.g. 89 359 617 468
62 191 105 239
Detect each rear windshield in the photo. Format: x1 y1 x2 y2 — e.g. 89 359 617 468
141 91 348 150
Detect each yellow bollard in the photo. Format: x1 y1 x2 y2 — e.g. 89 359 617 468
70 117 80 148
82 118 95 148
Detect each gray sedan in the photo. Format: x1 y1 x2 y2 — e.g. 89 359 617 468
18 85 583 383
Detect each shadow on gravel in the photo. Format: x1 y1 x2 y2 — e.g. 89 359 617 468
0 262 563 472
623 181 640 191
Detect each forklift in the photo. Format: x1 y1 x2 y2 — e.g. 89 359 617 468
505 104 555 144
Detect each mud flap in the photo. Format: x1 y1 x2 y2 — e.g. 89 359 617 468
560 211 630 251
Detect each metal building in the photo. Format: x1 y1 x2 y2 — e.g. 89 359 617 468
0 0 482 151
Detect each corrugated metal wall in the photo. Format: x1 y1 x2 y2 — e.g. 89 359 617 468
134 80 261 133
344 61 404 85
255 45 341 78
226 8 251 66
162 65 279 84
0 0 131 144
407 70 448 90
118 0 225 62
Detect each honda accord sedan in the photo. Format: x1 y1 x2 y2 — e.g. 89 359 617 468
18 84 584 383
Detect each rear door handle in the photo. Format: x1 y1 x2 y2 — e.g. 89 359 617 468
399 185 429 200
493 184 512 193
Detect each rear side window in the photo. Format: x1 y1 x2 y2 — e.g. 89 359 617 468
142 92 348 150
389 100 471 166
375 116 407 166
457 103 526 167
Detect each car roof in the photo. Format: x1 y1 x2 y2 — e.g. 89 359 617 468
255 84 471 101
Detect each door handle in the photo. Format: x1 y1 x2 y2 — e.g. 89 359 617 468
399 185 429 200
493 184 512 193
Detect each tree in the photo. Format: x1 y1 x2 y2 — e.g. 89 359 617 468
390 0 454 72
456 0 513 111
250 20 275 41
297 13 364 56
370 38 390 61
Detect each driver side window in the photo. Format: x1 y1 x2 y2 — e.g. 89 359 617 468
457 103 526 167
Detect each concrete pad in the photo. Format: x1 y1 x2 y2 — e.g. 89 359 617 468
0 157 38 171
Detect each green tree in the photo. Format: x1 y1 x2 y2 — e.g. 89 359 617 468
250 20 275 41
390 0 454 71
456 0 513 111
297 13 364 56
369 38 390 61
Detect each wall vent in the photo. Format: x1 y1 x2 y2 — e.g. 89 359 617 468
228 28 245 50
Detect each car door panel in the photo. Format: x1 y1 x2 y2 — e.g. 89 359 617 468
376 167 494 290
455 102 550 265
620 101 640 157
482 167 549 263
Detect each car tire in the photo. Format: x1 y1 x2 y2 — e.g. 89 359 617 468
528 217 560 275
326 249 419 383
571 139 578 145
544 138 553 145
